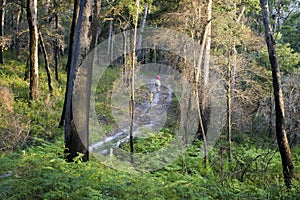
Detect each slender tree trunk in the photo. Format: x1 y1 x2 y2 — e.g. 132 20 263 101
108 19 113 63
38 30 53 95
202 0 211 89
129 0 140 163
27 0 39 101
59 0 80 127
226 56 233 162
226 3 245 163
268 88 274 138
260 0 295 187
196 86 209 166
137 3 148 63
194 6 212 166
121 25 127 80
24 59 30 80
14 6 22 57
65 0 80 72
54 13 59 81
0 0 6 64
64 0 100 162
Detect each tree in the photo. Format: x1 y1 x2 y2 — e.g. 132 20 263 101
260 0 295 187
227 2 245 163
38 30 54 95
129 0 140 162
137 3 148 63
64 0 100 162
0 0 6 64
27 0 39 101
13 3 23 58
53 12 60 81
59 0 80 127
194 0 212 166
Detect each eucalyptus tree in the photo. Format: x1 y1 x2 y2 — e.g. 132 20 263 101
59 0 80 127
260 0 295 187
26 0 39 101
128 0 140 161
227 2 245 163
38 30 53 95
0 0 6 64
64 0 100 162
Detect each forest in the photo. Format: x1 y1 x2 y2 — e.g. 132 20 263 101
0 0 300 199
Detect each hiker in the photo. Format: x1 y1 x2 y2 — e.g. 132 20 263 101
155 75 161 93
149 90 153 107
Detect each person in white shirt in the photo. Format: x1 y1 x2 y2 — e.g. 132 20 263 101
155 75 161 93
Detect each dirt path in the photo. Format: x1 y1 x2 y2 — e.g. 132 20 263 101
89 78 173 154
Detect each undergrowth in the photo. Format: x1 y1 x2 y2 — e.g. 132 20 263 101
0 139 299 199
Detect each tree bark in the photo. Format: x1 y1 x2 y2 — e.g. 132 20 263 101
121 25 128 80
137 3 148 63
194 2 212 166
227 3 245 163
0 0 6 64
64 0 100 162
14 5 22 58
38 30 53 95
65 0 80 72
260 0 295 187
54 13 59 81
129 0 140 163
108 19 113 63
60 0 80 127
202 0 211 89
226 55 233 162
27 0 39 101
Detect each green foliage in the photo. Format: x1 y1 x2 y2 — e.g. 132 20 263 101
95 67 121 124
1 139 299 199
0 60 65 151
120 128 174 153
258 42 300 73
280 11 300 52
243 0 261 14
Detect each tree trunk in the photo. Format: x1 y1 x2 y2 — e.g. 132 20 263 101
60 0 80 127
38 30 53 95
260 0 295 187
54 13 59 81
196 86 209 166
14 5 22 58
0 0 6 64
202 0 211 90
65 0 80 72
226 56 233 162
27 0 39 101
129 0 140 163
226 3 245 163
24 59 30 80
108 19 113 63
121 25 127 80
194 4 212 166
137 3 148 63
64 0 100 162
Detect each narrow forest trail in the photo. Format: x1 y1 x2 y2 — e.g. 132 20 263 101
89 77 173 154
